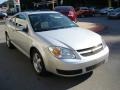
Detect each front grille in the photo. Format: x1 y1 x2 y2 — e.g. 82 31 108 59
56 69 83 75
77 44 103 56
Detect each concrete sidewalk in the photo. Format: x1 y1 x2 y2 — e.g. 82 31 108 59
76 22 106 32
0 23 6 43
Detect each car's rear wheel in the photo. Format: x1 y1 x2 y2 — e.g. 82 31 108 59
31 50 46 75
5 33 14 49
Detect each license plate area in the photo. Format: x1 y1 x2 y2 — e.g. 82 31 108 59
86 60 105 71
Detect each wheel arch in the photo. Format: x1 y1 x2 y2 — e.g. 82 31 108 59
30 46 48 69
30 47 39 58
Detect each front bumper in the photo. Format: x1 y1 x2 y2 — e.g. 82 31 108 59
108 15 120 19
46 46 109 77
56 60 105 76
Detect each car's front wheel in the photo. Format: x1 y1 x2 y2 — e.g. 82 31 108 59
5 33 14 49
31 50 46 75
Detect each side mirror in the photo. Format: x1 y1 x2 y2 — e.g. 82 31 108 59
22 26 28 32
16 25 28 32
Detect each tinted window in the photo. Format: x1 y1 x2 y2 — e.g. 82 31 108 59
29 13 77 32
55 6 73 12
15 14 27 27
16 14 26 20
80 7 89 10
0 13 5 15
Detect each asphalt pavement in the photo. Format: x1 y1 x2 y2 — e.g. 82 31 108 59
0 16 120 90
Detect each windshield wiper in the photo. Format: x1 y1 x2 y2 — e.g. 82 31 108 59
50 26 77 30
35 26 77 32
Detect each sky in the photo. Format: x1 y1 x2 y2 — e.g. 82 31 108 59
0 0 7 4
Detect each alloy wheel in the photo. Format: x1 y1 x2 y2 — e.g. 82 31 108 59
33 53 43 73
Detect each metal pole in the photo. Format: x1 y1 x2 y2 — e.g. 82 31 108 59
52 0 55 10
60 0 63 5
108 0 112 7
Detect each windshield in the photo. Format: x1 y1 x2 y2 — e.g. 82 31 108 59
80 7 88 10
29 13 77 32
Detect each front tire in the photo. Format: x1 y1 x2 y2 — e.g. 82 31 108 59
31 50 46 75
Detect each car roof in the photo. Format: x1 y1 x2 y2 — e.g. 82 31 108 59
18 11 59 16
80 7 88 9
55 6 73 9
55 6 73 8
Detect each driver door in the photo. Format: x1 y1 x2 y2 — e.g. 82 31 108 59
14 14 32 55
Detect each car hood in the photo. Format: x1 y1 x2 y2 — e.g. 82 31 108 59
36 27 102 50
109 11 120 15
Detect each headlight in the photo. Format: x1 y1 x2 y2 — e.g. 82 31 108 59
49 46 76 59
102 38 107 48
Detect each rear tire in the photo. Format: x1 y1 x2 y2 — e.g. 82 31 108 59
31 49 46 75
5 33 14 49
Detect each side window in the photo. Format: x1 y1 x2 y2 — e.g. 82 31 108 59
15 14 27 28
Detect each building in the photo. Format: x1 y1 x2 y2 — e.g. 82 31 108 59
20 0 58 11
8 0 120 12
62 0 120 8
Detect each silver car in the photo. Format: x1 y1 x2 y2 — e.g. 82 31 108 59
5 11 109 77
108 8 120 19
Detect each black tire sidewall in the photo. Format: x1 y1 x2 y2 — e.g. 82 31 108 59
6 34 10 48
5 34 14 48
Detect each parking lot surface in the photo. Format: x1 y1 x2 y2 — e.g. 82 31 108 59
0 17 120 90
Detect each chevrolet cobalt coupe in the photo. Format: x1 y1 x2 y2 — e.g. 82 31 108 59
5 11 109 77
